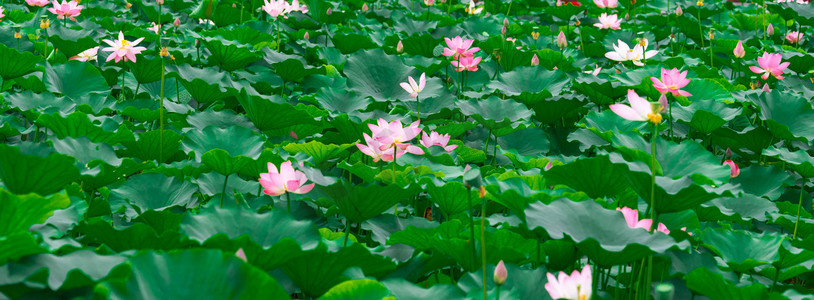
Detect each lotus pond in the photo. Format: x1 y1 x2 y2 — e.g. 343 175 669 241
1 0 814 299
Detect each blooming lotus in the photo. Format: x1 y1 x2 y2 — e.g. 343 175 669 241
451 55 482 72
545 265 592 300
259 161 315 196
262 0 287 18
356 133 408 162
287 0 308 13
26 0 51 6
786 31 804 44
605 39 658 66
420 131 458 152
749 52 789 80
442 36 480 59
48 0 83 21
610 90 663 124
593 0 618 7
618 207 669 234
733 40 745 58
400 73 426 98
465 0 483 14
70 47 98 62
594 13 621 30
101 31 147 63
723 160 740 178
0 6 4 19
368 119 423 154
650 68 692 97
148 22 161 34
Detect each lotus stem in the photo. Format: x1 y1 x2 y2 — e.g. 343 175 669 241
697 8 704 50
342 218 350 247
481 190 488 300
468 186 477 264
495 285 501 300
649 121 658 223
416 95 421 122
793 178 806 239
286 191 291 213
220 174 230 208
119 72 125 103
159 59 165 163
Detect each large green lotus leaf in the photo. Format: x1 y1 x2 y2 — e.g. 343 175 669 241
180 205 320 250
181 125 264 161
0 144 80 196
201 149 252 176
671 99 742 134
44 61 110 100
280 241 397 298
497 127 550 159
545 155 631 199
129 56 164 84
318 279 393 300
34 112 135 145
763 147 814 178
273 59 326 82
0 189 70 236
768 3 814 26
0 43 42 80
685 267 768 300
400 33 442 58
331 32 379 54
283 141 354 169
100 249 289 299
730 164 792 199
483 177 541 220
324 181 419 224
612 65 661 88
74 218 189 252
525 199 690 267
200 37 263 72
4 90 69 114
107 173 198 218
382 279 463 300
52 136 122 167
0 250 126 291
46 27 100 59
487 67 567 99
701 227 783 274
363 214 435 248
698 195 778 223
749 90 814 142
344 49 412 102
575 109 648 145
456 97 531 131
167 64 235 103
427 181 479 218
202 25 275 46
190 0 220 20
712 126 773 158
573 75 627 107
757 244 814 283
681 79 731 102
314 87 371 117
236 89 319 131
784 53 814 74
0 233 45 265
187 109 256 131
387 219 465 252
118 130 183 163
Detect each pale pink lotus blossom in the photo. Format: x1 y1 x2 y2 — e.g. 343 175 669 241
494 260 507 285
259 161 315 196
0 6 4 19
557 31 567 49
367 119 424 155
584 65 602 76
425 0 436 5
420 131 458 152
762 83 770 92
465 0 483 14
451 55 482 72
749 52 789 80
605 39 658 66
70 47 98 62
733 40 745 58
442 36 480 59
26 0 51 6
101 31 147 63
544 161 554 171
362 3 369 12
400 73 426 98
148 22 161 34
617 207 669 234
610 90 662 124
786 31 804 44
287 0 308 13
594 0 618 7
723 160 740 178
262 0 288 18
650 68 692 97
545 265 592 300
356 133 406 162
198 18 215 25
48 0 83 21
594 13 621 30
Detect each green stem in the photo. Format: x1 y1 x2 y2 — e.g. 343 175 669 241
343 218 350 247
220 174 230 208
286 191 291 213
650 121 658 223
481 192 488 300
468 186 477 267
794 178 807 239
416 95 421 122
668 97 673 139
495 285 501 300
491 132 498 166
119 72 125 103
159 58 165 163
697 8 704 50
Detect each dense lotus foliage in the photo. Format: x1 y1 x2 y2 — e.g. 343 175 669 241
2 0 814 299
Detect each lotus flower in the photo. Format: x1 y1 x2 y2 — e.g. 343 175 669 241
101 31 147 63
0 6 4 19
442 36 480 59
286 0 308 13
70 47 98 62
723 160 740 178
494 261 507 285
545 265 592 300
557 31 567 49
605 39 658 66
368 119 424 154
749 52 789 80
48 0 83 21
451 55 482 72
610 90 663 124
585 65 602 76
650 68 692 97
618 207 669 234
356 133 411 162
400 73 426 98
465 0 483 14
733 40 745 58
420 131 458 152
148 22 161 34
262 0 288 18
259 161 316 196
26 0 51 6
594 0 618 7
594 13 622 30
425 0 436 5
786 31 804 44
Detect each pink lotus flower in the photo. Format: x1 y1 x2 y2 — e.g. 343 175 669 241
420 131 458 152
368 119 424 154
610 90 662 124
259 161 316 196
286 0 308 13
26 0 51 6
425 0 436 5
148 22 161 34
545 265 592 300
618 207 669 234
442 36 480 59
69 47 98 62
357 134 403 162
594 13 622 30
0 6 4 19
262 0 288 18
749 52 789 80
400 73 426 98
48 0 83 21
451 55 482 72
650 68 692 97
786 31 804 44
733 40 745 58
594 0 618 7
101 31 147 63
723 160 740 178
494 260 507 285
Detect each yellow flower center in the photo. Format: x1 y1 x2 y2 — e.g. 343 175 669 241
647 113 662 124
120 40 130 49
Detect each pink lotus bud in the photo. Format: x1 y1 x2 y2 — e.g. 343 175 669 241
675 6 682 16
531 54 539 66
767 24 774 36
556 0 563 6
290 130 298 139
502 25 507 35
326 8 332 15
397 40 404 53
173 18 181 27
544 161 553 171
157 0 164 5
464 164 471 173
235 248 247 262
503 18 509 27
557 31 567 49
424 0 435 5
494 260 507 285
762 83 770 92
725 148 732 159
362 3 368 12
304 32 310 40
733 40 745 58
625 13 630 20
723 160 739 178
232 3 236 7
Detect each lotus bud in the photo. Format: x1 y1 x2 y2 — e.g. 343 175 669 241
557 31 567 49
531 53 539 66
362 3 369 12
658 94 668 113
232 3 236 7
762 83 770 92
304 32 310 40
235 248 247 262
290 130 298 139
396 40 404 53
544 161 554 171
675 6 683 16
326 8 332 15
424 0 435 5
160 47 169 57
556 0 563 6
733 40 745 58
174 18 181 27
725 148 732 159
157 0 164 5
501 25 507 35
767 24 774 36
125 2 132 9
723 160 739 178
195 38 200 48
494 261 507 286
624 13 629 20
